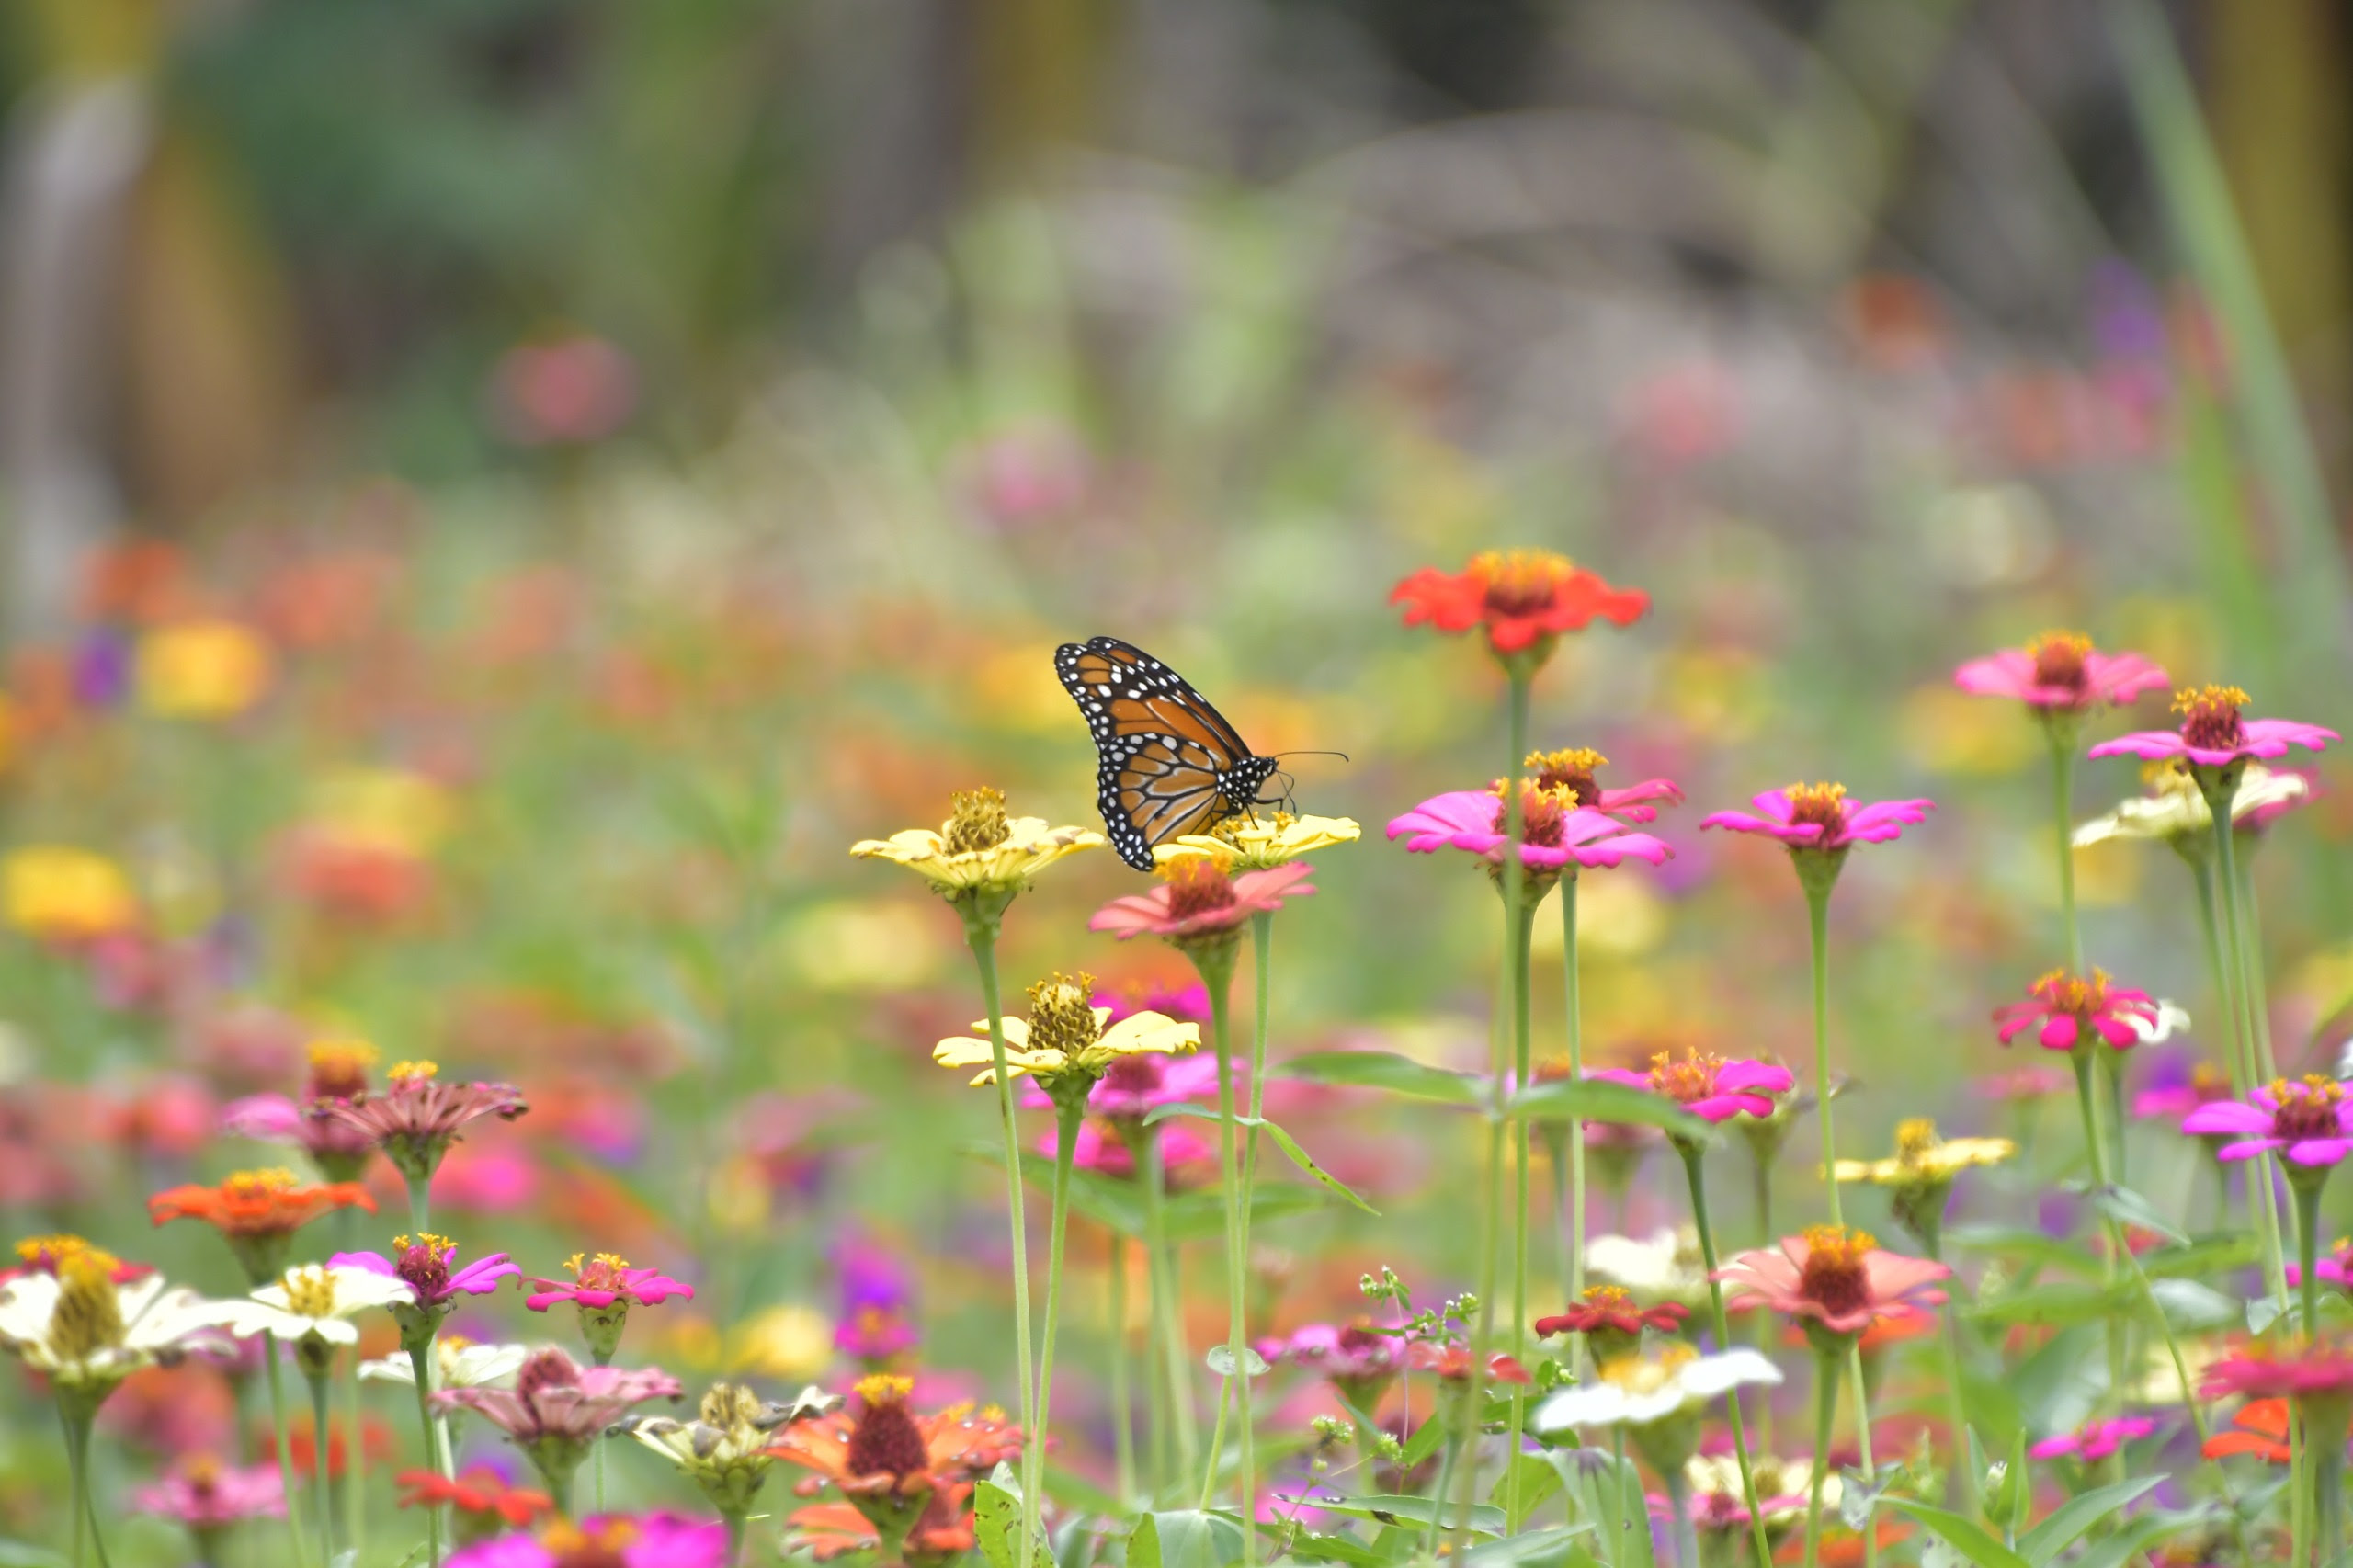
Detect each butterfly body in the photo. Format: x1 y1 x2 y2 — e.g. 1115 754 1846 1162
1054 636 1282 870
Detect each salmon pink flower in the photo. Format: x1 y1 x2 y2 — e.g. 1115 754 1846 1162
1404 1341 1529 1384
2029 1415 2159 1463
1994 969 2184 1053
1712 1226 1950 1345
446 1514 728 1568
434 1347 682 1508
2185 1077 2353 1170
524 1253 694 1364
1391 550 1648 661
2089 685 2338 771
1386 789 1672 870
1088 857 1313 949
1699 784 1933 855
1953 631 2168 713
307 1061 527 1187
1522 749 1683 823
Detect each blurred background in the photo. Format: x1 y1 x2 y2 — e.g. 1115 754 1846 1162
2 0 2352 1546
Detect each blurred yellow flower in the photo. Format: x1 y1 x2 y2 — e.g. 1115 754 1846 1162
850 788 1102 899
0 694 15 773
727 1303 834 1380
1531 873 1665 959
1154 812 1359 871
934 974 1198 1087
779 901 945 993
136 620 274 719
3 847 138 942
1899 686 2037 776
1832 1118 2014 1186
307 768 452 856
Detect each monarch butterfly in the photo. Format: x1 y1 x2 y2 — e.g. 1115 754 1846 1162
1054 636 1282 871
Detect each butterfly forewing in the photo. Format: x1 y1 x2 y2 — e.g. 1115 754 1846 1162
1053 636 1280 871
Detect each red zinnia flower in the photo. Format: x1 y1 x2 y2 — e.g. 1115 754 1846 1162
1390 551 1647 658
397 1467 556 1528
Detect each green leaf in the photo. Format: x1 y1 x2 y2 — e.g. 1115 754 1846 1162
1880 1499 2030 1568
1502 1079 1713 1142
1487 1451 1563 1533
1968 1282 2125 1326
1307 1496 1506 1536
1144 1107 1381 1215
1278 1051 1482 1105
1946 1227 2098 1278
1271 1526 1386 1567
975 1465 1053 1568
1461 1524 1593 1568
2140 1278 2238 1332
2067 1512 2200 1568
1397 1413 1451 1470
2015 1477 2166 1567
1130 1511 1245 1568
2141 1235 2260 1279
2087 1185 2189 1246
1551 1452 1652 1568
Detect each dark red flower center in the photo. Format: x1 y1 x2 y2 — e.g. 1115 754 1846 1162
1162 858 1237 921
1527 748 1606 806
305 1040 377 1100
2269 1076 2346 1142
1796 1226 1874 1318
1101 1054 1163 1095
1646 1049 1723 1105
1336 1321 1390 1358
1490 786 1569 848
393 1233 453 1300
2027 631 2092 692
1784 782 1848 835
2174 686 2249 753
514 1348 581 1400
1473 551 1572 616
846 1376 930 1481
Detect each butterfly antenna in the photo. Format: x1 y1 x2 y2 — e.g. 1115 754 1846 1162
1272 749 1352 763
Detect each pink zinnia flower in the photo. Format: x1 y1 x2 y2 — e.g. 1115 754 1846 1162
449 1514 726 1568
1521 749 1684 824
1974 1066 2070 1103
2184 1076 2353 1168
307 1061 526 1185
2286 1239 2353 1291
2200 1336 2353 1403
2028 1415 2159 1463
1385 790 1671 869
1023 1050 1223 1123
1035 1119 1214 1181
434 1348 680 1501
2133 1060 2234 1123
333 1236 518 1314
1713 1226 1950 1339
1699 783 1932 852
131 1454 286 1530
523 1253 694 1313
1952 631 2168 712
1589 1049 1794 1124
1993 969 2180 1052
1089 858 1313 944
1267 1320 1401 1409
2087 685 2338 770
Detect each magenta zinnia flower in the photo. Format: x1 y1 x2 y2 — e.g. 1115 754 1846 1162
307 1061 526 1185
1589 1049 1794 1125
2200 1336 2353 1403
2289 1239 2353 1292
524 1252 694 1312
2088 685 2338 770
1521 749 1684 824
2184 1077 2353 1168
1713 1226 1950 1339
1953 632 2168 713
1386 790 1671 869
1699 783 1932 852
435 1347 681 1504
448 1514 728 1568
1267 1320 1401 1410
2028 1415 2160 1463
333 1235 518 1317
1993 970 2181 1053
1089 858 1313 943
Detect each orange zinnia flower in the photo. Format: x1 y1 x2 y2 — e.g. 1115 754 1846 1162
149 1168 373 1284
767 1376 1020 1540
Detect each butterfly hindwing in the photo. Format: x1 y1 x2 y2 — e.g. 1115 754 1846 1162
1053 636 1279 871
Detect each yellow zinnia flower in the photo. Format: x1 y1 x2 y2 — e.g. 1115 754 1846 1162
135 620 274 720
1153 812 1360 872
3 847 139 942
1832 1118 2015 1186
850 788 1103 899
933 972 1198 1088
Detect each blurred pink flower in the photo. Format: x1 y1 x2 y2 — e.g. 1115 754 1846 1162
131 1455 286 1529
490 336 637 447
1035 1119 1214 1181
1952 632 2167 713
2028 1415 2158 1462
2185 1077 2353 1168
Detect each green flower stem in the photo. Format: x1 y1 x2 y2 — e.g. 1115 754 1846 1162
308 1369 335 1568
1110 1233 1136 1506
1141 1126 1199 1490
1561 877 1588 1354
336 1213 366 1567
1664 1466 1699 1568
1506 893 1540 1530
266 1335 312 1567
1751 1146 1777 1457
1030 1097 1086 1534
2227 836 2281 1084
1843 1341 1877 1559
966 923 1041 1559
2069 1048 2128 1488
2188 858 2288 1296
2201 772 2292 1303
1679 1146 1772 1568
1198 1375 1232 1514
2296 1181 2325 1344
407 1345 444 1568
2309 1402 2349 1568
1803 882 1843 1229
1198 941 1256 1562
723 1510 747 1568
2048 727 2084 974
1447 661 1531 1561
1610 1428 1630 1564
57 1401 112 1568
1802 1346 1842 1568
1919 1223 1975 1518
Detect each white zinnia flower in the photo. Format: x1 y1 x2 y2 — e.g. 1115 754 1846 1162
1585 1227 1711 1307
1534 1345 1782 1432
359 1336 533 1390
206 1264 412 1348
2074 763 2308 848
0 1255 229 1393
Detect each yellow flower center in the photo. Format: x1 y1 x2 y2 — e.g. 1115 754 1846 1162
1487 782 1575 849
50 1252 124 1360
15 1233 116 1275
856 1372 915 1406
1472 551 1574 615
1527 748 1608 806
306 1038 380 1097
392 1233 452 1253
699 1381 763 1430
1783 783 1848 834
2027 631 2093 690
2029 969 2111 1018
1160 855 1238 920
2173 686 2250 751
944 787 1011 854
1894 1119 1940 1162
1796 1226 1874 1316
282 1266 338 1319
1582 1285 1635 1312
1598 1340 1698 1395
1647 1049 1724 1105
225 1168 302 1199
2268 1076 2347 1142
387 1061 438 1084
563 1252 632 1288
1024 974 1101 1058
